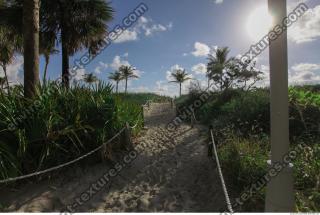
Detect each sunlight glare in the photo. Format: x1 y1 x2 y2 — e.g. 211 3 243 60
246 5 273 41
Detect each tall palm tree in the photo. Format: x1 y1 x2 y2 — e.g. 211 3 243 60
1 0 114 89
40 31 58 85
207 47 232 91
119 65 138 94
41 0 114 88
83 73 98 85
170 69 192 97
108 71 123 93
23 0 40 98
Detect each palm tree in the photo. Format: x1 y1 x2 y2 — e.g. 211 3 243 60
23 0 40 98
41 0 114 88
206 69 212 90
1 0 114 89
0 26 22 93
83 73 98 85
119 65 138 94
40 31 59 85
207 47 232 91
108 71 123 93
170 69 192 97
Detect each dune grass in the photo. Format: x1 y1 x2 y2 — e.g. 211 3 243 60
177 85 320 212
0 82 146 182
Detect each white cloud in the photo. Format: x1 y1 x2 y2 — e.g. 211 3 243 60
114 16 172 43
191 42 211 57
94 61 108 74
257 63 320 86
0 56 23 85
166 64 185 82
114 30 138 43
290 63 320 84
191 63 207 75
74 68 86 81
289 5 320 43
145 24 167 36
292 63 320 72
109 55 142 78
215 0 224 4
164 64 194 95
123 52 129 57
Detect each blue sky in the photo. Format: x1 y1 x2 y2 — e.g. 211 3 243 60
2 0 320 96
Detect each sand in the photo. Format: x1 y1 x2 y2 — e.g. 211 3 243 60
0 103 226 212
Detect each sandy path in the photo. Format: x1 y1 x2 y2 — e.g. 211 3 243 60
0 103 226 212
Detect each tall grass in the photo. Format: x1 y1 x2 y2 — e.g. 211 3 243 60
0 82 144 181
117 93 171 105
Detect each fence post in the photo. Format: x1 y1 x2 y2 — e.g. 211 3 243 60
141 105 145 128
125 122 133 150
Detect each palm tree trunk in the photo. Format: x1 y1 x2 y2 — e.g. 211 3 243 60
125 78 128 94
179 83 182 97
23 0 40 98
2 64 9 92
207 78 210 89
43 55 49 86
116 81 119 93
61 27 70 88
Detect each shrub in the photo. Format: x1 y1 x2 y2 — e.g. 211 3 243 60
0 82 143 181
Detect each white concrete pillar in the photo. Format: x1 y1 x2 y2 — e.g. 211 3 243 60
265 0 295 212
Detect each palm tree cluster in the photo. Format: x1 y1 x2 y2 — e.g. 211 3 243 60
108 65 139 94
206 47 262 91
0 0 114 97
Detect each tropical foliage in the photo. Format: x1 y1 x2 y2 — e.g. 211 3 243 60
119 65 139 94
108 71 123 93
0 82 144 182
170 69 192 97
0 0 114 89
83 73 98 85
176 85 320 212
207 47 263 91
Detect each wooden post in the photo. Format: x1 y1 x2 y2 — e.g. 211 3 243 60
141 106 145 128
124 122 133 150
266 0 294 212
191 110 195 128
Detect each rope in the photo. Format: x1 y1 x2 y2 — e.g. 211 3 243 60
210 129 234 213
0 127 126 184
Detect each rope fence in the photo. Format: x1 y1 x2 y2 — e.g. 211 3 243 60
210 129 234 213
0 100 152 184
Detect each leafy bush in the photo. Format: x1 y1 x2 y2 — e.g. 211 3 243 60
0 82 143 181
179 85 320 212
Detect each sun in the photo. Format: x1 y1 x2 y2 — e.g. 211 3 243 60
246 5 273 41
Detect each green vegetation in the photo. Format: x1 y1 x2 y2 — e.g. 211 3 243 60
169 69 192 97
117 93 171 105
177 85 320 212
0 82 145 182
